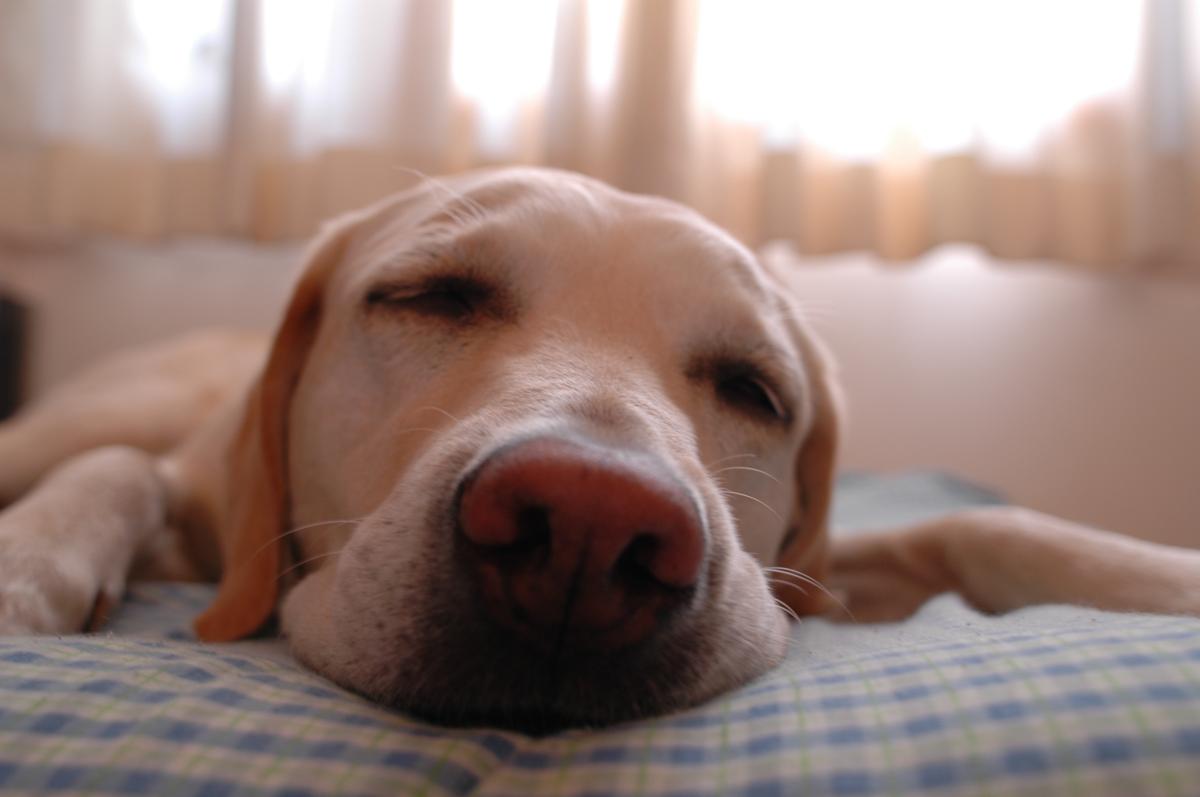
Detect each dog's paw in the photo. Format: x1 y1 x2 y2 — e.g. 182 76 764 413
827 523 958 622
0 551 99 635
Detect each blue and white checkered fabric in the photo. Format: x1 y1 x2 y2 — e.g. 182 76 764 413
1 474 1197 796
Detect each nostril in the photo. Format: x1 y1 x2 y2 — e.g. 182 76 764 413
464 502 553 568
511 505 552 556
614 534 668 593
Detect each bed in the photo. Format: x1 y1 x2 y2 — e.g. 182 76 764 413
1 473 1197 796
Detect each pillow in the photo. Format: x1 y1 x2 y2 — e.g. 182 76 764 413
1 473 1197 796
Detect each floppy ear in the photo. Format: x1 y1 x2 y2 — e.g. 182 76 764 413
774 328 843 617
192 220 357 642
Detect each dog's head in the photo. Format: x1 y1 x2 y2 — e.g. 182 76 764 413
194 168 839 730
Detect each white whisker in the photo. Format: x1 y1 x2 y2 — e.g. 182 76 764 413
393 167 489 224
247 518 363 564
277 551 342 583
704 452 759 469
768 598 810 654
766 575 807 594
395 427 441 436
711 465 781 485
765 566 856 622
719 489 784 525
773 597 802 624
416 405 461 423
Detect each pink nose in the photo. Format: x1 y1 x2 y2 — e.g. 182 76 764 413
456 436 706 651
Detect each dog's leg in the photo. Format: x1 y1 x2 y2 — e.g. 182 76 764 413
0 330 265 506
829 506 1200 622
0 446 168 634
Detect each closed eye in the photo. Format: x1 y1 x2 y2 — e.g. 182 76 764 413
713 365 790 424
365 275 494 322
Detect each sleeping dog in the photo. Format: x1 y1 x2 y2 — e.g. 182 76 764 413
1 168 1197 731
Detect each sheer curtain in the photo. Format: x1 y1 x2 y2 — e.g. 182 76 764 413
0 0 1196 273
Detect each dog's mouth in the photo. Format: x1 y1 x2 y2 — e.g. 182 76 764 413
309 526 786 733
355 521 718 732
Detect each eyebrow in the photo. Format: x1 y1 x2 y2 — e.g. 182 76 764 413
692 325 799 375
370 231 513 283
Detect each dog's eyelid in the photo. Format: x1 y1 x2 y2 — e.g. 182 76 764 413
365 274 490 301
690 354 796 426
363 274 498 321
718 366 792 424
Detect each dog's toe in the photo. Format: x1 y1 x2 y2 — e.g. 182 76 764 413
0 554 99 635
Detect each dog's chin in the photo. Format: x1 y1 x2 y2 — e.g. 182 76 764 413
285 571 788 733
374 615 785 733
367 567 792 732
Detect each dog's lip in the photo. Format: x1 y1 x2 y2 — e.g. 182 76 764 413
377 603 785 733
335 532 777 734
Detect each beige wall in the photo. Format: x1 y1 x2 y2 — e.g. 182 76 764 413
777 244 1200 547
3 239 1198 546
1 240 299 398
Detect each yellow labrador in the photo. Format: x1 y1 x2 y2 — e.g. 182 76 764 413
0 168 1197 730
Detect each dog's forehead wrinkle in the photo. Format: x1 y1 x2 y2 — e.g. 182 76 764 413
503 369 706 477
451 176 741 275
408 172 615 253
631 207 769 289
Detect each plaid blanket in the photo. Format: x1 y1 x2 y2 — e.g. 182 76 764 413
1 473 1197 796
